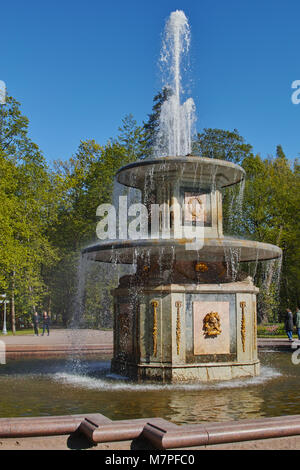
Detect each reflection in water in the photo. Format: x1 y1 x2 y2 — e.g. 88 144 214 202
0 352 300 424
167 388 265 424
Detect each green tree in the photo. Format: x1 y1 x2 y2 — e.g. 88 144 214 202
0 97 59 332
143 87 172 157
193 128 253 164
240 148 298 321
48 117 141 326
117 114 147 160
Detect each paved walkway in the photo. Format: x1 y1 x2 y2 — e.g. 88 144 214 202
258 337 299 351
0 329 113 356
1 332 292 347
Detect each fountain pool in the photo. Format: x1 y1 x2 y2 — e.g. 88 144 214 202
0 352 299 424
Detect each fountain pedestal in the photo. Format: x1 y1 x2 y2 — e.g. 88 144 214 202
111 278 259 382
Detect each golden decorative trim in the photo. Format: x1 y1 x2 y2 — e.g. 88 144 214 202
253 301 257 350
203 312 222 337
151 300 159 357
175 301 182 355
240 301 246 352
195 262 208 273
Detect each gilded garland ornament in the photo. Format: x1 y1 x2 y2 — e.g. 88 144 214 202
151 300 159 357
175 301 182 355
253 303 257 350
240 301 246 352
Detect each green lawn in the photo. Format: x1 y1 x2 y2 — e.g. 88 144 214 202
257 322 298 338
258 334 289 338
0 329 35 336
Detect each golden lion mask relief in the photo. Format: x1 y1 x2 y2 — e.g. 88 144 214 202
203 312 222 337
187 195 203 220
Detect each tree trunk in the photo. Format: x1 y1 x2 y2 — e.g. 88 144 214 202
11 270 16 335
48 295 52 320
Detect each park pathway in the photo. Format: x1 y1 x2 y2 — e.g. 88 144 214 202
0 329 113 357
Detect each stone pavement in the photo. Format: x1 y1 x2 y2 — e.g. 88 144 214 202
258 337 299 351
0 329 113 356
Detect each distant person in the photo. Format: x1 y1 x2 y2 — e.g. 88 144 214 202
285 308 294 342
295 307 300 340
32 312 39 336
41 311 50 336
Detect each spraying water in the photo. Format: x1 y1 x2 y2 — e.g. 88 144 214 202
156 10 196 157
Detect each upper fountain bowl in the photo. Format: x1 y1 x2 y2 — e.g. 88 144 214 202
116 155 245 190
82 237 282 264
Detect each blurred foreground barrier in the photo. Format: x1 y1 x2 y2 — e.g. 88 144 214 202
1 413 300 449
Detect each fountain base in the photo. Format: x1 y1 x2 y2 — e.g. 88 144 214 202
111 278 260 383
111 359 260 383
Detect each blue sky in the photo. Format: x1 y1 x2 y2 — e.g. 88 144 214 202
0 0 299 164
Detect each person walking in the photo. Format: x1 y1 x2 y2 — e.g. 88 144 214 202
41 311 50 336
285 308 294 342
32 311 39 336
295 307 300 341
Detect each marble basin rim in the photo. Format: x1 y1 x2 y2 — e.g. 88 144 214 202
82 237 282 264
116 155 246 190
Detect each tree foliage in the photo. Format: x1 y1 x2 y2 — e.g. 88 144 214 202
0 97 60 331
193 128 253 164
0 93 299 330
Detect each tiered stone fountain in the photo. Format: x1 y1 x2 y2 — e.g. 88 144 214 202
83 155 282 382
83 10 281 382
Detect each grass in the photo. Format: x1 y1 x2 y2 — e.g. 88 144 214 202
258 334 289 338
257 322 297 338
0 329 35 336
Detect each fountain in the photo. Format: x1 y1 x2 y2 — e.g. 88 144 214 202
82 11 282 382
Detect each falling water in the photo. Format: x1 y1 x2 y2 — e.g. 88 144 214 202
226 178 245 235
156 10 196 157
67 253 89 373
224 247 241 282
261 256 283 321
71 254 89 329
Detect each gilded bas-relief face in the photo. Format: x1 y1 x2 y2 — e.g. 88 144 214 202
184 191 213 227
184 192 206 223
193 301 230 355
203 312 222 337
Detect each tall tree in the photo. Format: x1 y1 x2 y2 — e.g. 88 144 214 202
143 87 172 156
241 148 298 321
193 128 253 164
48 121 141 326
117 114 147 160
0 97 59 332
